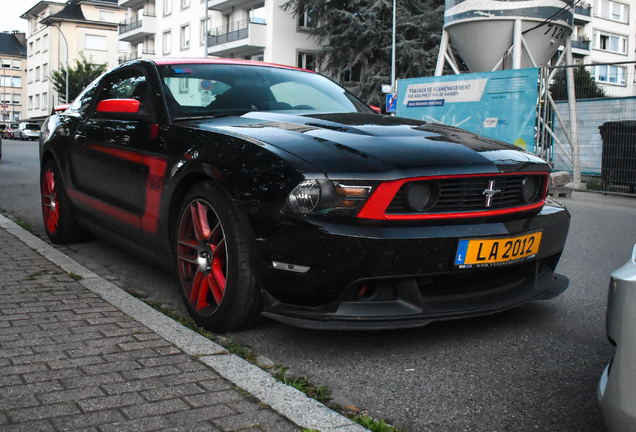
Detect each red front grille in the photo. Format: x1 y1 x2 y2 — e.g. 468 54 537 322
357 172 548 220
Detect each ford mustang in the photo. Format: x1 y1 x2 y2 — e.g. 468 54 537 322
39 58 570 331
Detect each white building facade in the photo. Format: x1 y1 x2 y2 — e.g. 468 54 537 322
570 0 636 96
117 0 320 69
21 0 128 121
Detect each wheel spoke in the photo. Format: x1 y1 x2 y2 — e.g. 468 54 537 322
211 238 226 293
191 202 212 241
189 269 210 310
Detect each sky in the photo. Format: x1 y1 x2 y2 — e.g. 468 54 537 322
0 0 64 34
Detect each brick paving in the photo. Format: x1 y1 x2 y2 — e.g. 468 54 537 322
0 226 300 432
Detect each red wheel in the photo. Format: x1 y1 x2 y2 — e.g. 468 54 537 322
177 200 228 315
41 167 59 235
40 160 88 244
175 182 260 331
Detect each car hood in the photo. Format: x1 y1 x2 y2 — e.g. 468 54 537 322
196 112 549 180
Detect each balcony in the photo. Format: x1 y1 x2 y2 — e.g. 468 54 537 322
573 4 592 23
118 50 156 64
571 38 591 56
207 18 266 57
119 13 156 42
207 0 263 15
119 0 147 9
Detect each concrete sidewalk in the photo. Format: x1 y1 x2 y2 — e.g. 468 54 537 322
0 213 365 432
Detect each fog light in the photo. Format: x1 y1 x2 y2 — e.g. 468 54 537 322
521 177 539 203
288 180 321 213
405 182 438 212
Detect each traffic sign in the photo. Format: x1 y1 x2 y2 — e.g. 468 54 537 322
386 94 397 113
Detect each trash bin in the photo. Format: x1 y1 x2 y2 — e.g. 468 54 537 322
599 121 636 192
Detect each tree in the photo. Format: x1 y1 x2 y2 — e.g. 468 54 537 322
549 66 605 101
50 52 108 103
282 0 447 107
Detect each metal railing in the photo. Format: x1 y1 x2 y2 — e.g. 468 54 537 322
538 62 636 194
118 50 156 63
119 13 156 34
571 39 590 50
574 4 592 16
207 18 265 47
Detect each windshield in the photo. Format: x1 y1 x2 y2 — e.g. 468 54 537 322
157 63 373 120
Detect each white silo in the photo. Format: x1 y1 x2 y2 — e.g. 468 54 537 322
438 0 573 73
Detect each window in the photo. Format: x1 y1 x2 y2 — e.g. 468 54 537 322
28 96 33 110
200 18 210 45
93 69 151 116
13 94 21 105
12 59 20 69
28 69 33 83
35 66 41 81
118 41 130 52
35 38 41 53
0 58 9 68
12 77 20 87
43 34 48 52
43 63 48 81
593 64 626 85
297 52 317 71
298 8 316 29
164 0 172 16
594 0 629 23
343 64 362 83
181 0 190 9
85 34 108 50
593 30 627 54
28 42 33 56
180 25 190 50
35 94 40 109
43 92 48 110
163 31 172 54
99 11 116 22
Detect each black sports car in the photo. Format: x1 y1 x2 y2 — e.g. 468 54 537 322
39 58 570 331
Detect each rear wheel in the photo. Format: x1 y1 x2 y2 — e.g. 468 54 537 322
175 182 260 332
41 159 87 244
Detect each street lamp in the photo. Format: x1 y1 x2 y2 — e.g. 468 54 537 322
391 0 396 94
49 22 69 104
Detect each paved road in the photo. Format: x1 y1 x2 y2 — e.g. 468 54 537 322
1 138 626 431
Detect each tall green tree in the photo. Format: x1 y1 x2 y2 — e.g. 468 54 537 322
549 66 605 101
50 52 108 103
283 0 447 107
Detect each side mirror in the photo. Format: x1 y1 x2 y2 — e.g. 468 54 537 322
369 105 381 114
96 98 141 114
95 98 150 121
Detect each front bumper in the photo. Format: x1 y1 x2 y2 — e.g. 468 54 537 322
251 201 571 330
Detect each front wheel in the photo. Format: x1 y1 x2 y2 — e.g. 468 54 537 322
41 159 88 244
175 182 260 332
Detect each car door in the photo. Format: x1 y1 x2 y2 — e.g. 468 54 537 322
67 66 165 238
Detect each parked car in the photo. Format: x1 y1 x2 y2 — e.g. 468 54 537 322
39 58 571 332
17 122 41 141
0 124 6 136
0 134 3 161
4 122 19 139
598 244 636 431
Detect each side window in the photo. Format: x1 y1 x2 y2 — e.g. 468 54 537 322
94 69 150 116
67 76 102 114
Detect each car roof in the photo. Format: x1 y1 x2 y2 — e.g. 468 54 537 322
150 57 313 73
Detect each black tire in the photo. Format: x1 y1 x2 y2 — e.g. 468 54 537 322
174 181 261 332
40 159 88 244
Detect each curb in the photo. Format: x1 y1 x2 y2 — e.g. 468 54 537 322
0 213 365 432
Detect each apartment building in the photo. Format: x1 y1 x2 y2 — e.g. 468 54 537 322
0 32 27 123
570 0 636 96
117 0 320 69
20 0 128 121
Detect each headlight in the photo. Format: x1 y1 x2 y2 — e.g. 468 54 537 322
287 180 321 213
287 179 373 215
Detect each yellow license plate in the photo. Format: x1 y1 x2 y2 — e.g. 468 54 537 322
455 231 542 267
